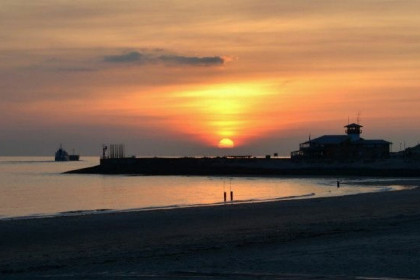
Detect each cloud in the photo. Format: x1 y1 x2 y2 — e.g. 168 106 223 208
54 66 96 72
103 51 145 63
158 55 224 66
103 51 225 67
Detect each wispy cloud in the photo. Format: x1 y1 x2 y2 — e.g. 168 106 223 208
103 51 225 67
158 55 224 66
103 52 145 63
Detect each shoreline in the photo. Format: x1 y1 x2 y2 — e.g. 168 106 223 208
0 192 317 222
2 183 420 278
1 178 414 221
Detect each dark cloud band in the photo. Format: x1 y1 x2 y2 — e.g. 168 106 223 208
159 55 224 66
103 51 224 66
104 52 144 63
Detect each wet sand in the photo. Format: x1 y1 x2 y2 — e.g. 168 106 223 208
1 181 420 279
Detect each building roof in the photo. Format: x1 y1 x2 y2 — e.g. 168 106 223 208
304 135 350 145
344 123 363 128
360 139 392 145
406 144 420 153
302 136 392 146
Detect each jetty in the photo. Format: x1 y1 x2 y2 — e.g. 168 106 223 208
67 124 420 177
66 156 420 177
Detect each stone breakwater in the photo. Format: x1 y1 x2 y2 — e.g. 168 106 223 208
66 157 420 176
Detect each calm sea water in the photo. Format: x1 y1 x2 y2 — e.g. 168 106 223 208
0 156 409 219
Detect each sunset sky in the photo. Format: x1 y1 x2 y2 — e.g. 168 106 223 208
1 0 420 156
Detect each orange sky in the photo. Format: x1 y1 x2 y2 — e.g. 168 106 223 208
1 0 420 156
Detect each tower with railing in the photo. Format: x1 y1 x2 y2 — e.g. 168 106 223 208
345 123 363 141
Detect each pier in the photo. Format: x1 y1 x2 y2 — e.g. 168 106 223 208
67 156 420 177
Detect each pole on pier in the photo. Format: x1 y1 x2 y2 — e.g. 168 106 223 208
337 180 340 188
228 178 234 202
223 180 226 202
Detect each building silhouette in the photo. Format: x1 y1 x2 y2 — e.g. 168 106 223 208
403 144 420 159
291 123 391 160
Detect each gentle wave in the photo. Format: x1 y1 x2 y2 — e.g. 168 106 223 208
0 185 412 221
0 193 317 221
0 160 56 164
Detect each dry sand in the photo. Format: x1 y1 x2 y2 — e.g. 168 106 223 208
1 180 420 279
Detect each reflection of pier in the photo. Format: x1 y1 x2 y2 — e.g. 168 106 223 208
225 155 252 159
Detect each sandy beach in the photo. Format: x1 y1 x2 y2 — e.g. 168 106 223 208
1 180 420 279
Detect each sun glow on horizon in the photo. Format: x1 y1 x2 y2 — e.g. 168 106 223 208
103 79 361 150
218 138 234 148
171 81 282 147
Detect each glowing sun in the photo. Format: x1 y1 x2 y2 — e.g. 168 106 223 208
218 138 234 148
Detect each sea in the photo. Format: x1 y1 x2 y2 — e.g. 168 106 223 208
0 156 411 220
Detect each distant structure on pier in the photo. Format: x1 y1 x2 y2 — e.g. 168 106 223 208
102 144 125 159
291 123 391 161
402 144 420 159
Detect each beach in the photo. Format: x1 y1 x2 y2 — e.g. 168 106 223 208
1 181 420 279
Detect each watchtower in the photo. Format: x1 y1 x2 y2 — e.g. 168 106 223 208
345 123 363 141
